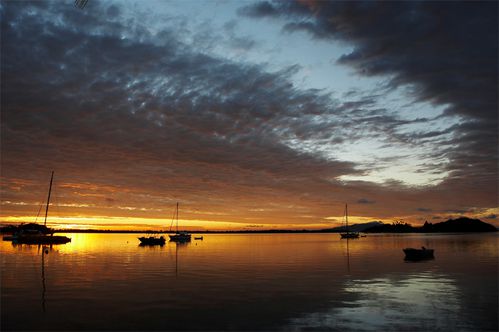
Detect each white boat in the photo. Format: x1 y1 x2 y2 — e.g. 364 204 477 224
340 203 360 239
169 203 191 242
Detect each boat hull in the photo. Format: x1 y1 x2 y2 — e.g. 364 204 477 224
403 248 434 261
169 234 191 242
340 232 360 239
14 235 71 245
138 236 166 245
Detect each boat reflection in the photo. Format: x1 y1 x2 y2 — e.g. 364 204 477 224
173 240 189 277
403 247 435 262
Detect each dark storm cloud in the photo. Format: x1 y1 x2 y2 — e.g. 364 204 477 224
237 1 279 18
0 1 360 221
240 0 498 206
1 1 496 226
240 1 497 118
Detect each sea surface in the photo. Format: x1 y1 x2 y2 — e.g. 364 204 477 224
1 233 497 331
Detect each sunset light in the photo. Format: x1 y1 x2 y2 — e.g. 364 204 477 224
1 1 497 231
1 2 497 331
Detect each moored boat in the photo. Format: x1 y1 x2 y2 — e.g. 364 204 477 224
340 203 360 239
3 235 16 241
169 203 191 242
138 235 166 245
170 231 191 242
15 233 71 245
8 172 71 245
403 247 434 261
340 232 360 239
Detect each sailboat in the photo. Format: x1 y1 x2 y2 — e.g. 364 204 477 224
340 203 359 239
169 202 191 242
14 171 71 245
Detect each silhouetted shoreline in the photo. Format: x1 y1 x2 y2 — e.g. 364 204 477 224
1 217 496 234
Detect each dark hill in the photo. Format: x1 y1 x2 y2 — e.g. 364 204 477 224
427 217 497 232
363 221 414 233
324 221 384 233
364 217 497 233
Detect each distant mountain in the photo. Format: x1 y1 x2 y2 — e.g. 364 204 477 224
363 217 497 233
421 217 497 233
363 221 414 233
324 221 384 233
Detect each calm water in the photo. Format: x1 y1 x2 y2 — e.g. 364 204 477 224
1 233 497 331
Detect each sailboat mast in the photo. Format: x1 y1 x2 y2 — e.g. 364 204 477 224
176 202 179 233
44 171 54 226
345 203 348 232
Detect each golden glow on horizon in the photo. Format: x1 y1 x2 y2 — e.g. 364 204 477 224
325 215 390 224
2 208 497 230
0 215 338 230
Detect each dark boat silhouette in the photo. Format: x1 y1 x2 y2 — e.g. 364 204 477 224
13 172 71 245
169 203 191 242
403 247 434 261
14 233 71 245
138 235 166 246
340 203 360 239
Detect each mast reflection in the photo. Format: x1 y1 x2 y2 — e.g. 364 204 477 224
343 238 351 274
38 244 50 313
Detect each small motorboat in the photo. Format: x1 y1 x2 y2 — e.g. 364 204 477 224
403 246 434 261
340 232 360 239
138 236 166 246
169 231 191 242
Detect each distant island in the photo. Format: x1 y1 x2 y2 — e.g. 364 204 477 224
359 217 497 233
0 217 496 234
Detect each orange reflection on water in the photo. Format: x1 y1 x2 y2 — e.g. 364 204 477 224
1 232 497 331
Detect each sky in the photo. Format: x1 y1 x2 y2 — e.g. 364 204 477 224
1 0 497 230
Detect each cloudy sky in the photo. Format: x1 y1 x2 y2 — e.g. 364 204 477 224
1 0 497 230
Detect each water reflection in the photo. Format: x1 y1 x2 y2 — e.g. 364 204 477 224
1 233 496 331
138 242 165 248
174 240 189 277
288 273 461 331
345 238 351 273
39 245 48 312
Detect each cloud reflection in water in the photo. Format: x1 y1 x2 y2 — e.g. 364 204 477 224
287 272 461 331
